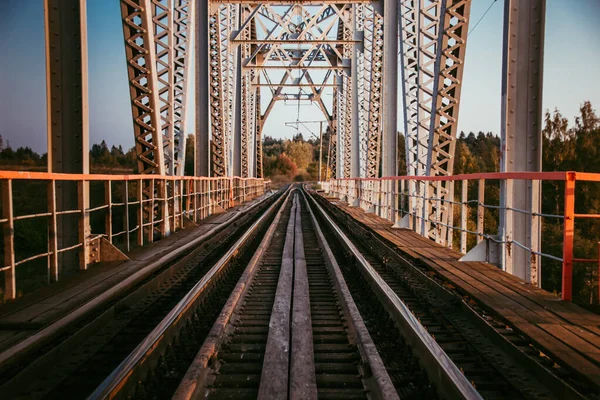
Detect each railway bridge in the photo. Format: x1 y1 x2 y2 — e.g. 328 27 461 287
0 1 599 399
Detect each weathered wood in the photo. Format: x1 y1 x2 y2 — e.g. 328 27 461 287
258 195 296 399
290 199 317 400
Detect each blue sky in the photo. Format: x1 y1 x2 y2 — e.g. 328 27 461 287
0 0 598 154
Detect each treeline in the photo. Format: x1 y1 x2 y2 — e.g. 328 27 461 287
0 138 137 172
402 102 600 303
263 133 328 184
1 103 598 302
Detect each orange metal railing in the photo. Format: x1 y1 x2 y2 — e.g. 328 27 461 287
325 171 600 302
0 171 269 301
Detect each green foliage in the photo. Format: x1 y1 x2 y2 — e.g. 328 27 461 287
540 101 600 302
283 140 313 170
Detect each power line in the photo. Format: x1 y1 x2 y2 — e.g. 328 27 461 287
468 0 498 37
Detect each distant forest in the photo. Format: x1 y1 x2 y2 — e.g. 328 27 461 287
0 102 598 302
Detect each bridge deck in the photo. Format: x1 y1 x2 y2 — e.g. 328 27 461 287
322 195 600 390
0 195 270 354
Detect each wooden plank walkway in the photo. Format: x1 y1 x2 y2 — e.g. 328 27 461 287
0 195 270 354
322 195 600 391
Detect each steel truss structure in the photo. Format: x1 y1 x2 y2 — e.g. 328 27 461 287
399 0 471 245
207 1 389 180
119 0 471 241
120 0 194 237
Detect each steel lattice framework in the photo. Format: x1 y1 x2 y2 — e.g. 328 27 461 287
399 0 471 244
120 0 193 176
120 0 194 237
119 0 471 244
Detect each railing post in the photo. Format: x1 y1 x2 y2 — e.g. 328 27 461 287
162 179 169 236
597 242 600 305
2 179 16 300
179 178 184 229
503 178 514 273
394 180 399 223
529 179 541 286
78 180 89 271
208 180 213 216
435 180 442 244
421 180 429 237
48 180 58 282
447 181 454 249
477 179 485 244
230 178 234 208
460 179 468 254
148 179 155 244
562 172 575 301
104 181 112 243
124 181 130 252
400 179 405 220
137 179 144 247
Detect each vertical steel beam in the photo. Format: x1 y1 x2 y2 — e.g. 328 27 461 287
120 0 165 175
382 0 398 177
351 7 360 179
173 0 194 176
2 180 15 300
196 0 210 176
233 7 242 177
45 0 90 276
500 0 545 284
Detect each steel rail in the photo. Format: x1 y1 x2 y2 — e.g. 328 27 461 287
304 188 483 400
0 192 276 376
89 187 291 400
172 188 294 399
300 190 399 400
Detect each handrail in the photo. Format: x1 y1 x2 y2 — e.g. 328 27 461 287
0 172 270 301
324 171 600 302
90 185 290 399
0 170 266 181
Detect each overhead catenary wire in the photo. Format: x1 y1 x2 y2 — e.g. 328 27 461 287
468 0 498 37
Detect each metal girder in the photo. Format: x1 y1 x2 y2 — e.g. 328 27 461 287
44 0 90 278
228 3 354 177
121 0 192 178
399 0 471 244
122 0 204 236
199 2 395 182
172 0 194 176
427 0 471 243
196 0 210 176
239 7 251 178
328 133 337 180
337 8 354 179
500 0 545 284
206 4 239 177
212 1 378 3
361 5 385 178
255 81 264 178
121 0 165 176
381 0 397 178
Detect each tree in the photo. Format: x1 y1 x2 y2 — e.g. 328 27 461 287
284 140 313 170
397 132 407 175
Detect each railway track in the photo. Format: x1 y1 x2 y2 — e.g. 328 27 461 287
3 184 592 399
91 187 478 399
0 190 282 399
310 189 596 400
